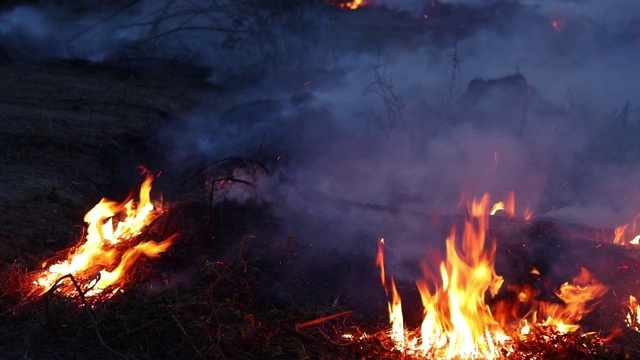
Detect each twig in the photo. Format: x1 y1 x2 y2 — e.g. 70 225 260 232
45 274 128 360
295 311 353 330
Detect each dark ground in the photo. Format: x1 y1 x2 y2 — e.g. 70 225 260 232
0 60 213 266
1 37 640 360
0 59 391 359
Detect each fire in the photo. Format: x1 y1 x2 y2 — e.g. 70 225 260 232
377 239 405 344
626 295 640 331
523 207 534 221
339 0 365 10
378 194 511 358
613 224 629 245
536 268 609 334
376 193 610 358
613 216 640 246
35 169 176 298
488 191 533 220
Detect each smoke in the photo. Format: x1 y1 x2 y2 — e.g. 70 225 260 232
3 0 640 256
150 1 638 253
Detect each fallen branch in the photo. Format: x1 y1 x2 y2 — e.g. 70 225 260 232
295 311 353 330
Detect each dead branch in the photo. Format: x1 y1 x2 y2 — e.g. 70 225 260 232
295 311 354 330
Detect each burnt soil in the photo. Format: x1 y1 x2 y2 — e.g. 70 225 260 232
2 60 640 359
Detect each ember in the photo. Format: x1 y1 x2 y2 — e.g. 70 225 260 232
34 168 176 298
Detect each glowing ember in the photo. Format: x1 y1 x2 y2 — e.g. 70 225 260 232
378 194 512 359
35 169 176 298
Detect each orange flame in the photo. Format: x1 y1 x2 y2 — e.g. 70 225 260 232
379 194 511 358
489 191 515 218
537 268 608 334
376 193 608 357
613 216 640 246
35 170 175 298
377 238 405 344
613 224 629 245
523 207 534 221
626 295 640 331
339 0 365 10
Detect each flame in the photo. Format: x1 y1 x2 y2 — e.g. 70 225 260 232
339 0 365 10
523 207 534 221
376 238 386 287
613 224 629 245
626 295 640 331
375 193 610 357
489 202 505 216
378 194 511 358
537 268 608 334
613 214 640 246
389 277 405 344
35 169 175 298
488 191 519 219
377 239 405 344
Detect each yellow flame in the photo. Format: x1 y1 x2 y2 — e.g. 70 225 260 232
380 194 511 359
537 268 608 334
613 224 628 245
340 0 364 10
35 170 175 298
389 278 405 344
489 191 515 218
613 215 640 245
375 193 610 357
626 295 640 331
489 202 504 216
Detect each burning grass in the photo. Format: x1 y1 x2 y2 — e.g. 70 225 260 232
3 176 640 359
0 207 372 359
3 199 640 359
3 61 640 359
